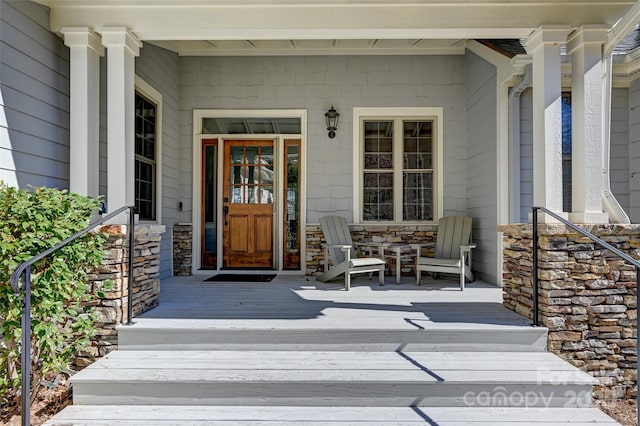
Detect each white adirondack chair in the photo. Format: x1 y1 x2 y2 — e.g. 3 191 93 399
413 215 476 290
316 216 386 290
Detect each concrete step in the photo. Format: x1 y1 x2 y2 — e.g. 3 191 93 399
69 350 597 408
117 319 548 352
44 405 620 425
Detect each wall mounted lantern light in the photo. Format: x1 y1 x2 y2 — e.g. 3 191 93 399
324 105 340 138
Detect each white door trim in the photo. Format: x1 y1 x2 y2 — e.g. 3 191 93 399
191 109 307 273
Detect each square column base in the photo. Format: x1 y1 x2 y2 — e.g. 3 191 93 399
528 211 568 224
568 212 609 224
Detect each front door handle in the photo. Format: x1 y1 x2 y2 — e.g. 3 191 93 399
223 205 229 225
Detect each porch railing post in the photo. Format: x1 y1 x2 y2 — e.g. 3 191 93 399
9 204 135 424
126 207 135 326
20 267 31 426
530 206 640 420
532 207 540 327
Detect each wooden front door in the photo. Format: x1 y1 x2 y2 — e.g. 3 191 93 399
223 140 275 268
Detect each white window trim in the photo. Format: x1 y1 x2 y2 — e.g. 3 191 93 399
352 107 444 224
134 75 162 224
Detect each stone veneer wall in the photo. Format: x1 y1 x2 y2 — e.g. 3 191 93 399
499 223 640 399
306 223 438 276
76 224 165 367
173 224 193 276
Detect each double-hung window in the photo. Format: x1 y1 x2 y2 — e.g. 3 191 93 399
135 91 157 221
354 108 443 223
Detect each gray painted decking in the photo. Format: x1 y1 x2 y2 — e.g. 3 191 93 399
46 406 620 425
46 274 621 425
125 275 547 352
139 274 528 325
123 274 546 352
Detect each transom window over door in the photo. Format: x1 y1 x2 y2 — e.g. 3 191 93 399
357 108 442 223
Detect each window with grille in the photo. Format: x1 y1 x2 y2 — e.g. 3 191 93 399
361 116 437 222
135 92 157 221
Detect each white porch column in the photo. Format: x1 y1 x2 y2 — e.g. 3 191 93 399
567 26 609 224
526 26 569 221
99 28 141 217
61 28 103 197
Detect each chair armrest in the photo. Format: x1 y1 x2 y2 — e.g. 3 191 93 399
323 244 353 272
410 243 436 249
326 244 353 250
459 243 476 267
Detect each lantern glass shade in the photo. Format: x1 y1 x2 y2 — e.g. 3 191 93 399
325 106 339 138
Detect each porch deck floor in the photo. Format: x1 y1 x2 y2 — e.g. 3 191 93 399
46 274 623 425
137 274 531 331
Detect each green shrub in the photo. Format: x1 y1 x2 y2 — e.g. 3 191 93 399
0 183 107 405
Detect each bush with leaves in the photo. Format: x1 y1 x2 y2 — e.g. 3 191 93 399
0 183 107 406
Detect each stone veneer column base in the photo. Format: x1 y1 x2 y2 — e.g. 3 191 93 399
75 224 165 367
499 223 640 400
173 224 193 276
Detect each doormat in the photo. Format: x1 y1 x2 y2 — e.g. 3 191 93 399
204 274 277 282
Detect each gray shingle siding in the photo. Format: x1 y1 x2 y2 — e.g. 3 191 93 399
519 88 534 223
0 0 70 189
465 50 498 283
630 79 640 222
519 88 633 223
135 43 181 279
99 57 107 198
178 55 468 224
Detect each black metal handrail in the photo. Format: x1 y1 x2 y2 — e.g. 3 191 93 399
532 206 640 423
9 205 136 426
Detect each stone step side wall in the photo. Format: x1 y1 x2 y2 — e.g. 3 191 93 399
306 223 438 276
173 224 193 276
499 223 640 400
170 223 439 278
76 224 165 367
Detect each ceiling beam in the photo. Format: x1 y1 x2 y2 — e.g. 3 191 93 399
49 1 634 41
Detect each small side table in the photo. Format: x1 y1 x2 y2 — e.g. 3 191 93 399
384 243 417 284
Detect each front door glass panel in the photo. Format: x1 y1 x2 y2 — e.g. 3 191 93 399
229 145 274 205
283 140 301 269
201 140 218 269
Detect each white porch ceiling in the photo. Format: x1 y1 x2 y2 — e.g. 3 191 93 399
149 39 468 56
40 0 637 56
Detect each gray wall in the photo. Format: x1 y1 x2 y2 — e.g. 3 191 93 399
96 44 180 278
135 43 181 279
630 79 640 222
610 88 630 213
99 57 107 197
518 87 632 223
464 50 498 283
178 55 468 224
0 0 70 189
519 88 534 223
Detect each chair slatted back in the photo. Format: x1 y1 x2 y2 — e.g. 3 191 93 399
435 216 473 259
319 216 354 265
